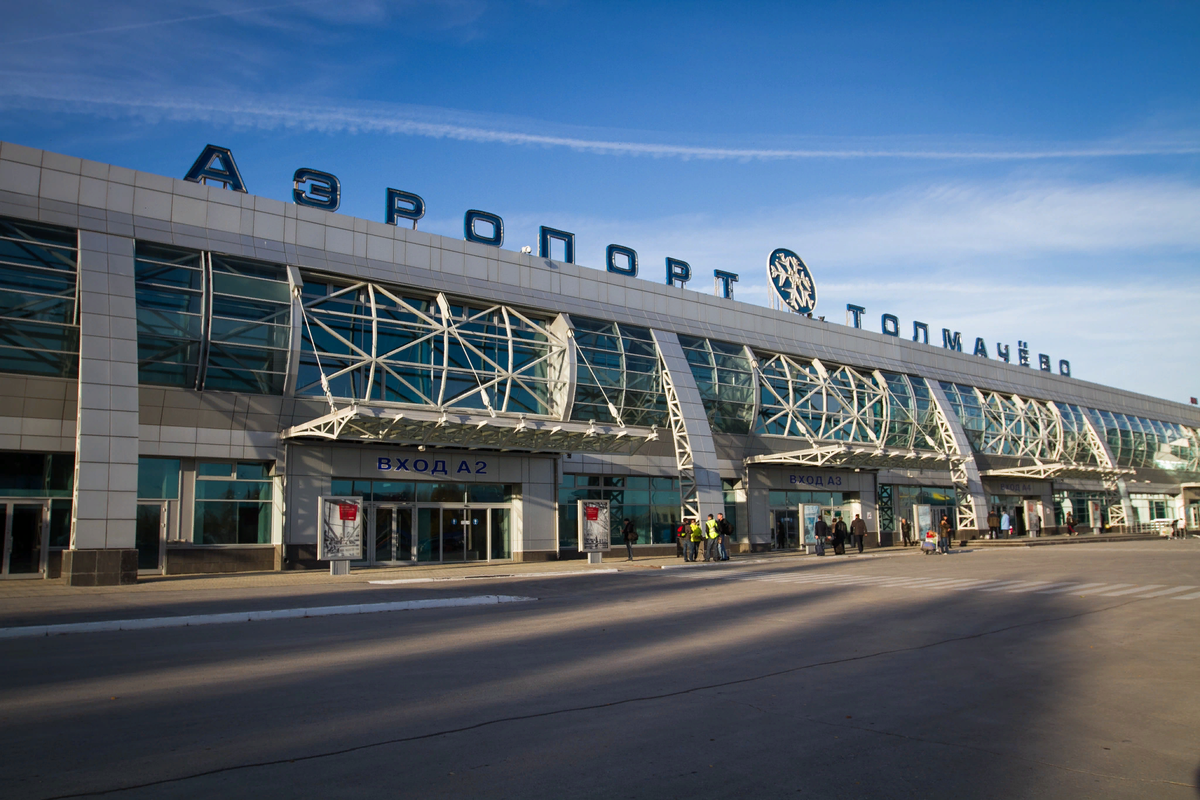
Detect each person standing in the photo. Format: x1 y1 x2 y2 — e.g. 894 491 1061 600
900 516 913 547
704 514 720 562
1000 510 1011 539
938 515 952 554
987 508 1000 539
621 518 637 561
850 513 868 554
1029 509 1041 538
814 515 830 556
688 518 704 562
716 513 732 561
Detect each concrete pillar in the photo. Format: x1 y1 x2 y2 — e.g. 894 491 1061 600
63 232 139 586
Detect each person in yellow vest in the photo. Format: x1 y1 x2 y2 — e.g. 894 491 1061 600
704 514 720 561
688 518 704 562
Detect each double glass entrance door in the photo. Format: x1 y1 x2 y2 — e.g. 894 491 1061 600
1 502 47 576
366 505 510 564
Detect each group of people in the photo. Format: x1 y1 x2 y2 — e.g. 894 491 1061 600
674 513 733 562
812 513 869 555
985 507 1042 539
899 514 955 553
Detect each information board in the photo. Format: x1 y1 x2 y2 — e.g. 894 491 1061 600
913 504 933 537
318 495 364 560
801 503 822 545
578 500 611 552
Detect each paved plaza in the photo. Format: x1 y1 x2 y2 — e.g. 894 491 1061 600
1 539 1198 799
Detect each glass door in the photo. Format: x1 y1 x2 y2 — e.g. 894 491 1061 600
373 506 394 564
370 505 414 564
135 502 166 572
2 502 47 576
442 508 466 561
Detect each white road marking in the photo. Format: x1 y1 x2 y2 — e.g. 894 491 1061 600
1171 589 1200 600
1100 584 1165 597
978 581 1044 592
0 596 536 639
1132 586 1196 598
1035 583 1107 594
369 570 618 584
1083 584 1134 594
1005 582 1068 593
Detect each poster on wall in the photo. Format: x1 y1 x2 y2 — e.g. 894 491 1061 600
801 503 822 545
1087 500 1103 533
578 500 611 552
318 496 364 560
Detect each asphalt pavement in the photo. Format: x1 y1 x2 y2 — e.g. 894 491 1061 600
1 539 1197 799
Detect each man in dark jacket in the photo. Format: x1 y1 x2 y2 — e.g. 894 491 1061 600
716 513 732 560
814 516 829 555
621 518 637 561
833 517 848 555
850 513 868 554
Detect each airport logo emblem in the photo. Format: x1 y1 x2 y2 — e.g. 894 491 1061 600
767 248 817 314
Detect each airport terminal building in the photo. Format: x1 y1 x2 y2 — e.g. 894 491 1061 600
0 140 1197 584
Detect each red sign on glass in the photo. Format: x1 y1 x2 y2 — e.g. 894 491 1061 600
585 506 599 521
339 504 358 522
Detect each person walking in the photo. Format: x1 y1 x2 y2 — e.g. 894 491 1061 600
900 516 913 547
833 516 848 556
688 518 704 562
1066 512 1076 535
704 514 720 562
814 515 830 556
675 521 686 557
716 512 732 561
1000 510 1012 539
987 508 1000 539
850 513 868 554
1029 509 1041 538
938 514 952 554
621 518 637 561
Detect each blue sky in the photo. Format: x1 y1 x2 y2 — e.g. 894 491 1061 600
1 1 1197 403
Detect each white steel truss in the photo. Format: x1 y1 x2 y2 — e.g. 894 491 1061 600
658 349 699 521
282 405 658 455
751 354 948 451
297 282 569 417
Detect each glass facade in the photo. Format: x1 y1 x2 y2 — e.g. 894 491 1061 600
877 485 957 533
299 280 562 415
557 475 681 548
329 479 513 504
1089 409 1200 472
137 457 181 499
134 244 290 394
193 461 273 545
940 382 1102 463
0 217 79 379
570 317 669 427
755 353 943 449
678 335 754 434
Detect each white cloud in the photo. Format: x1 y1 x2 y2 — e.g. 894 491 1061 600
492 177 1200 402
1 76 1197 162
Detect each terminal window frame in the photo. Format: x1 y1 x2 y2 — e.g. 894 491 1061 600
569 317 669 428
557 475 681 548
192 461 273 545
0 216 80 380
133 243 290 395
